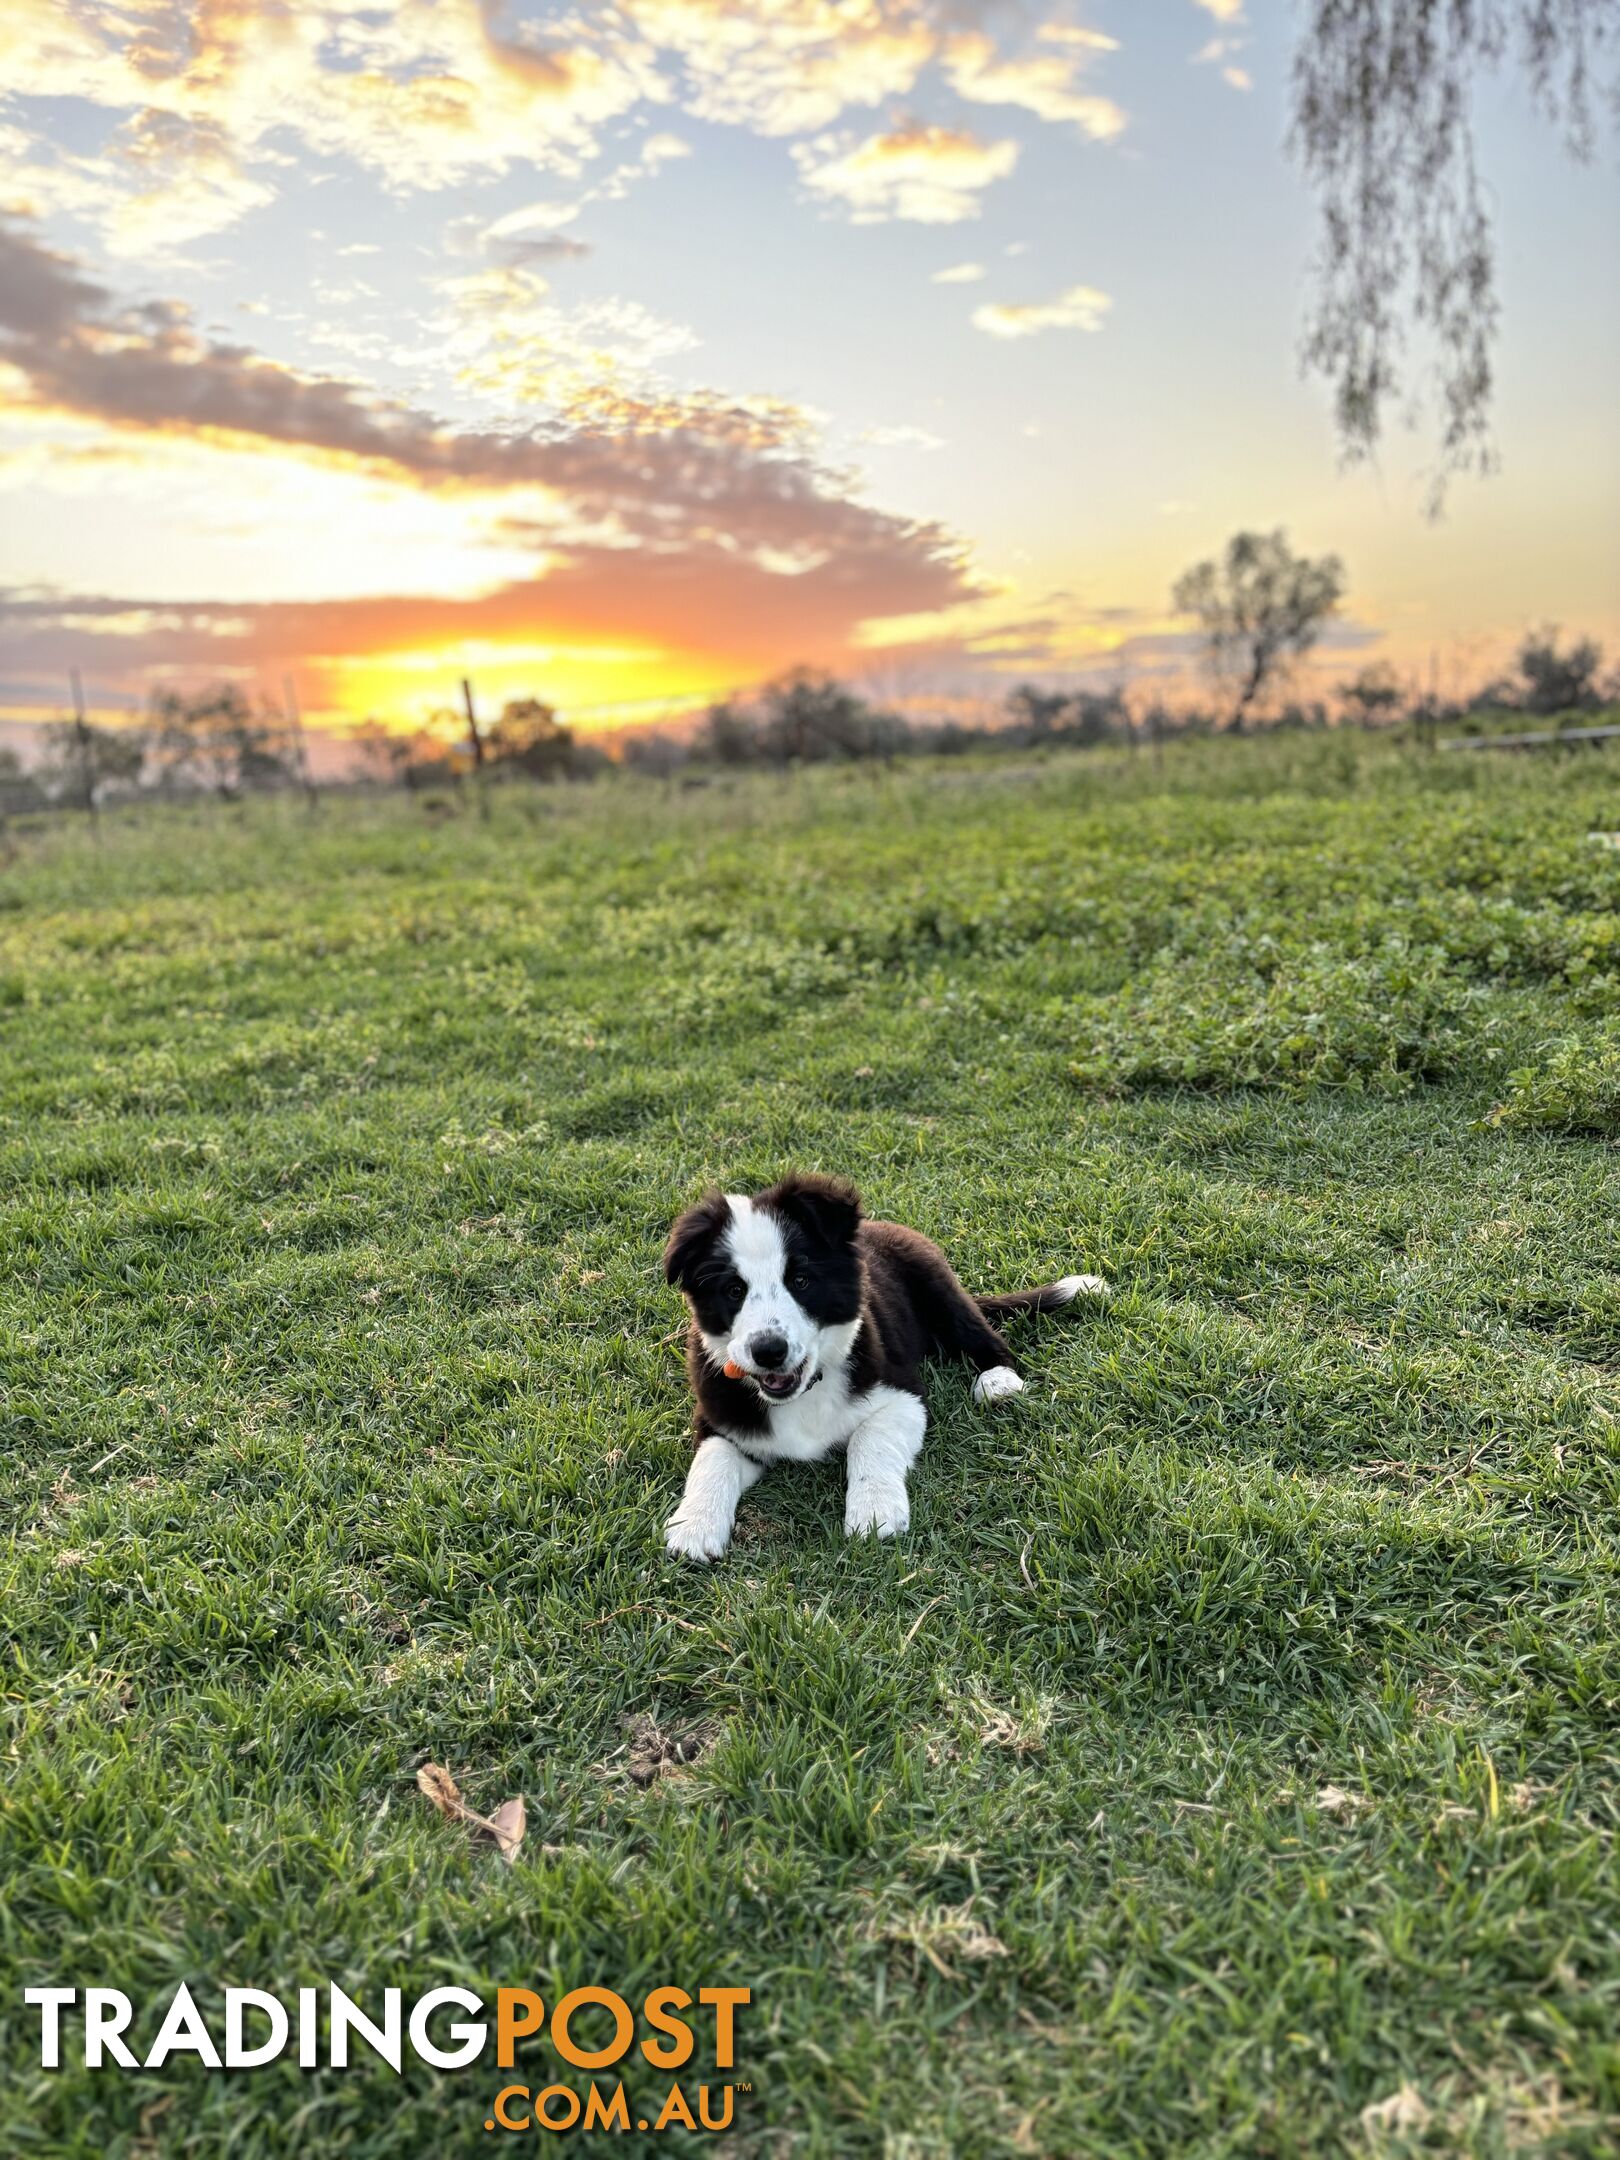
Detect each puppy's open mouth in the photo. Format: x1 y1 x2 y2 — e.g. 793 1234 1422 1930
754 1361 808 1401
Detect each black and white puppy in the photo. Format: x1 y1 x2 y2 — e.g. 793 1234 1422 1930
661 1172 1108 1561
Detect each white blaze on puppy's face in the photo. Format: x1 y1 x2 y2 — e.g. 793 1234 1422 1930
698 1195 814 1383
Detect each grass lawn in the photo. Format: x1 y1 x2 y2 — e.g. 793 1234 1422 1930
2 734 1618 2157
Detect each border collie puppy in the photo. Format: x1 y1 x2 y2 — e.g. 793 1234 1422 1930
662 1172 1108 1561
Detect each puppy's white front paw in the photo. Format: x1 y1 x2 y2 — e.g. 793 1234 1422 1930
972 1365 1025 1404
664 1508 731 1562
845 1481 910 1540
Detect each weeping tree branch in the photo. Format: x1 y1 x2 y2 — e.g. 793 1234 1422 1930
1291 0 1619 508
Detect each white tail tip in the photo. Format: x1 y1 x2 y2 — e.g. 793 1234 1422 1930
1055 1273 1111 1302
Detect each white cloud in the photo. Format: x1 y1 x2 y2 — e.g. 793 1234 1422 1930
796 122 1018 226
2 1 1134 261
484 201 584 242
932 262 987 284
861 423 944 450
972 284 1112 338
623 0 934 137
435 266 698 409
1038 26 1120 52
943 31 1126 142
1 0 656 250
1192 23 1252 93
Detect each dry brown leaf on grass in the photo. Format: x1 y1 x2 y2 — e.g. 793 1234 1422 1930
1314 1783 1367 1818
416 1762 465 1815
415 1762 527 1865
1359 2083 1430 2136
622 1714 717 1788
880 1900 1009 1979
486 1796 526 1863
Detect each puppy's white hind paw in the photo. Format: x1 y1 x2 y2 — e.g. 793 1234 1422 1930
845 1481 910 1540
1055 1273 1111 1301
664 1508 731 1563
972 1365 1025 1404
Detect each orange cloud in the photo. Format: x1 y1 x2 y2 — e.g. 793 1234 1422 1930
0 223 932 559
0 531 984 725
0 219 983 719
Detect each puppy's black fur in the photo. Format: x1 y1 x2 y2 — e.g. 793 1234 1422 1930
665 1171 1077 1446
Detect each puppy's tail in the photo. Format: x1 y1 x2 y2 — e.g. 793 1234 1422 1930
976 1273 1110 1318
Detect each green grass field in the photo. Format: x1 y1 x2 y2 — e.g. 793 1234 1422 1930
3 735 1618 2158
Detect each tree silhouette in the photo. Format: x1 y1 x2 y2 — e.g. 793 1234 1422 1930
1172 531 1345 731
1517 625 1604 714
41 717 146 805
487 697 574 779
148 686 289 799
1339 663 1404 728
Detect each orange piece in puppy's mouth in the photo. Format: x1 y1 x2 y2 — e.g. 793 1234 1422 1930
724 1359 745 1380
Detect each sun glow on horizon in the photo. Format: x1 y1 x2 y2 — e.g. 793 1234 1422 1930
0 0 1614 733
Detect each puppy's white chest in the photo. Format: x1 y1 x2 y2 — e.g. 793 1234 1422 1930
743 1371 863 1463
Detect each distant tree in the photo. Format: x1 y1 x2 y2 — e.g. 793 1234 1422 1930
1172 530 1346 731
1007 684 1126 748
698 699 760 766
567 742 612 781
1135 696 1176 749
487 696 575 779
403 737 465 790
757 670 904 763
347 719 415 786
1339 662 1404 728
926 720 979 757
1275 699 1332 732
695 674 910 767
1066 688 1128 746
1007 685 1072 742
621 730 688 777
1292 2 1619 498
1517 625 1604 715
39 717 146 804
0 745 47 816
1467 674 1521 714
149 686 290 798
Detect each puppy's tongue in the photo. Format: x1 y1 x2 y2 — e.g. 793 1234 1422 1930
758 1365 803 1399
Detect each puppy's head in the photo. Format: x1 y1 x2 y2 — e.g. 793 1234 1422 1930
664 1172 863 1404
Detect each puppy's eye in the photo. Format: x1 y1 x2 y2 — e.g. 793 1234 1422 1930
786 1265 809 1292
722 1270 745 1300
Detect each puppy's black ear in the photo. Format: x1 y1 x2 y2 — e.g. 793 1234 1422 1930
664 1189 730 1289
766 1171 863 1249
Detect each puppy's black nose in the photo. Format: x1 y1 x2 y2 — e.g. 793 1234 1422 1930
751 1331 789 1370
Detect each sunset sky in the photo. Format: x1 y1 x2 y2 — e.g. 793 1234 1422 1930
2 0 1616 737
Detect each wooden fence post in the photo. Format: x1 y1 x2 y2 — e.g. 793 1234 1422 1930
68 668 99 834
462 676 492 818
282 672 319 812
461 677 485 767
282 669 319 812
